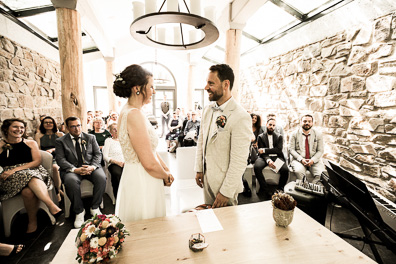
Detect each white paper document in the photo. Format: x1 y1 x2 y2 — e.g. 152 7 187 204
270 158 285 173
196 209 223 233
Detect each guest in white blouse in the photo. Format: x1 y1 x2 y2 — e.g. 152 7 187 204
102 123 124 198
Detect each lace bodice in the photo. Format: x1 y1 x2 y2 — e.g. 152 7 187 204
118 107 158 164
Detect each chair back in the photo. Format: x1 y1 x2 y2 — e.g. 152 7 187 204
176 146 197 179
40 150 53 175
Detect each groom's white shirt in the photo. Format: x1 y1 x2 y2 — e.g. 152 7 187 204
194 97 252 204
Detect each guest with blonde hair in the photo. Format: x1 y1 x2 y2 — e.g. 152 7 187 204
89 117 111 150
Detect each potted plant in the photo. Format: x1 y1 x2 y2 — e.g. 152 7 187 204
272 191 297 227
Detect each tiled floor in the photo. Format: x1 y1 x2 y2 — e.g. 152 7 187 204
1 138 395 263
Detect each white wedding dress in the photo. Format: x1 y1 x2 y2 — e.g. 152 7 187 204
115 107 166 222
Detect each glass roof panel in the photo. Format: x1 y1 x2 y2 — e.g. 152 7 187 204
21 11 58 38
203 47 225 64
2 0 52 10
282 0 332 14
241 35 259 54
243 1 298 40
81 34 97 50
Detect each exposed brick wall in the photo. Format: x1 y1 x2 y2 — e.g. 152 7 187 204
240 12 396 201
0 35 62 137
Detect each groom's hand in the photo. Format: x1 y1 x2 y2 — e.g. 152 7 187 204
195 172 204 188
213 193 229 208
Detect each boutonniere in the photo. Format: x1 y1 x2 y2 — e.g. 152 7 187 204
81 140 87 150
2 143 12 158
216 115 227 129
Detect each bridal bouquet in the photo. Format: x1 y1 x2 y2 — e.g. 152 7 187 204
75 214 129 263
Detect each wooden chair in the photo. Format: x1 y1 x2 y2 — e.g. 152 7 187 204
1 151 57 237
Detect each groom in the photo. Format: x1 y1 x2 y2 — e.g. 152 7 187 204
195 64 252 208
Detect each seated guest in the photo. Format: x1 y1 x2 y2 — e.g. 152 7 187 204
259 113 284 137
58 122 67 134
254 118 289 197
35 116 65 202
288 114 324 184
242 113 261 197
166 111 182 152
178 111 191 147
87 114 93 132
106 111 118 129
55 117 106 228
89 117 112 150
183 111 200 147
0 118 62 234
250 113 261 163
102 123 124 198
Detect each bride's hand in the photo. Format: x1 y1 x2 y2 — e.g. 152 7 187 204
163 173 174 187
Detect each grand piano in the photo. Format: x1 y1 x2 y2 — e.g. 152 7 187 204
322 160 396 264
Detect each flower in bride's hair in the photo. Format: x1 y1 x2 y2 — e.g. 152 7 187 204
114 73 126 84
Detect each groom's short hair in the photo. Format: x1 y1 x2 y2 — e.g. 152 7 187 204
209 64 234 91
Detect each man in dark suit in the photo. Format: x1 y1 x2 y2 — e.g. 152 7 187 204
55 116 106 228
254 118 289 197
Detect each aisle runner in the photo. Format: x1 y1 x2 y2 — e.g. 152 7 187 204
196 209 223 233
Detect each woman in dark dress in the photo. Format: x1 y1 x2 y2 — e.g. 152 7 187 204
34 116 64 201
89 117 112 150
0 118 62 234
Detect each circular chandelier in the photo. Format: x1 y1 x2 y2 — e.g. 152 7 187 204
130 0 219 50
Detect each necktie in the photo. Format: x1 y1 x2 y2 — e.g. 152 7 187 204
73 137 83 167
304 134 310 159
211 105 223 112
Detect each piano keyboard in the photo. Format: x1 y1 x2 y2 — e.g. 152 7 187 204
295 179 325 196
368 187 396 232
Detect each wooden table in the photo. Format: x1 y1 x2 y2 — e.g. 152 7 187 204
52 202 375 263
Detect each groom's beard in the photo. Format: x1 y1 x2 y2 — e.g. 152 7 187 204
267 129 274 135
208 89 223 101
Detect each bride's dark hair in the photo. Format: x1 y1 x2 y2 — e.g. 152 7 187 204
113 64 153 100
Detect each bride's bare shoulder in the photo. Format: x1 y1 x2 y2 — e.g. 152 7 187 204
126 108 145 123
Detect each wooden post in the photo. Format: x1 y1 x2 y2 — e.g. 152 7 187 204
105 57 117 112
55 6 86 130
225 29 242 102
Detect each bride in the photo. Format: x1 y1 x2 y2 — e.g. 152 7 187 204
113 64 174 222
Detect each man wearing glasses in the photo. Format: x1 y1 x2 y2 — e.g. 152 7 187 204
55 117 106 228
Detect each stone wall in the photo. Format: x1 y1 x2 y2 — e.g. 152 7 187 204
0 35 62 137
240 12 396 200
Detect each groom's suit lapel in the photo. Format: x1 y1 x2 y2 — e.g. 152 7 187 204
203 103 216 155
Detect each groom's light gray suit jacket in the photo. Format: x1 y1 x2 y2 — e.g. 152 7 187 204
194 97 252 201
